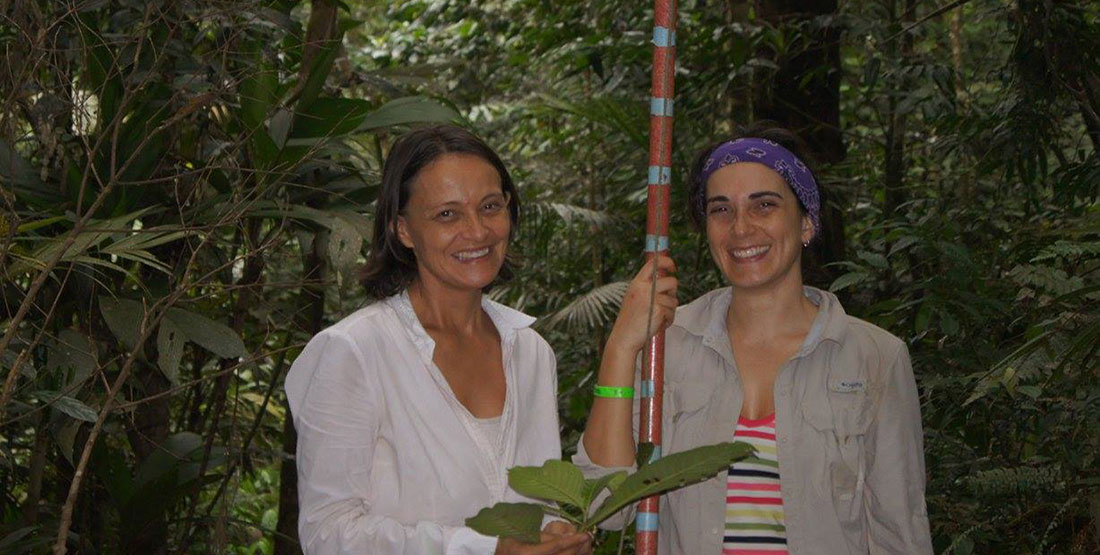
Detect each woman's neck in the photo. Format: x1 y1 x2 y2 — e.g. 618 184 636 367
407 279 487 335
725 282 817 344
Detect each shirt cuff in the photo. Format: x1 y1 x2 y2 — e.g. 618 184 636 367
446 526 500 555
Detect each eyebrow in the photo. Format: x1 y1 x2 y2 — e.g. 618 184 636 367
748 191 784 200
706 191 784 204
426 192 506 210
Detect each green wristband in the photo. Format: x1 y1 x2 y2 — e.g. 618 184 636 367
593 385 635 399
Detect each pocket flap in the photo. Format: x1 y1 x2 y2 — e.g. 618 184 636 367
800 380 873 435
668 381 712 415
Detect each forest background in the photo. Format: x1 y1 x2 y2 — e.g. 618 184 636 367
1 0 1097 553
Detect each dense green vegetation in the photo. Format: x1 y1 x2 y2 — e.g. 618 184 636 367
1 0 1096 553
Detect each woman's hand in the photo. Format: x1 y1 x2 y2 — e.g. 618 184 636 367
495 521 592 555
606 254 679 357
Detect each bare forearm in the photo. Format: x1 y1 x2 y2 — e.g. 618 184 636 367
583 254 677 468
581 340 638 467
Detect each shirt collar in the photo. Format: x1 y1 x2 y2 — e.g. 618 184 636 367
385 289 536 356
673 285 848 356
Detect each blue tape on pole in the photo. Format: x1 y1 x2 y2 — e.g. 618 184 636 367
650 97 674 117
640 379 655 397
645 235 669 252
647 165 672 185
649 445 662 463
636 511 660 531
652 26 676 47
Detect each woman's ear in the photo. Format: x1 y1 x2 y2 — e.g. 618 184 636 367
395 217 415 250
801 214 815 246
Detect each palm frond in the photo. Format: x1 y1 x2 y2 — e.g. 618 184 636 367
527 201 612 227
538 281 628 332
533 94 647 148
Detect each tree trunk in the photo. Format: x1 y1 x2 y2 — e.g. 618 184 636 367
122 364 172 555
883 0 916 219
275 226 329 555
754 0 846 288
949 5 964 98
22 413 50 525
754 0 845 164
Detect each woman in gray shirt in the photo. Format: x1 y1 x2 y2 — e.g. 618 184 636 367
577 122 933 554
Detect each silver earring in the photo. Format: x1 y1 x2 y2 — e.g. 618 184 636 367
802 240 810 247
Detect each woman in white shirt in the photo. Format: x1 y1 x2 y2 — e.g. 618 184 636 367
286 125 591 555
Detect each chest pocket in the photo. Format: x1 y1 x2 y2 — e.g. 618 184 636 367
798 356 879 529
665 381 713 448
799 352 877 440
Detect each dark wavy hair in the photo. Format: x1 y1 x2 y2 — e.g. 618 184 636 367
359 125 521 298
685 120 820 233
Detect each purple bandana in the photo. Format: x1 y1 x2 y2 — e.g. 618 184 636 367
698 138 820 235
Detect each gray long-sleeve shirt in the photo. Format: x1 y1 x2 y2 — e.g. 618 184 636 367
575 286 934 554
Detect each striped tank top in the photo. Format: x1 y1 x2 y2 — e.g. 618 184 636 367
723 413 788 554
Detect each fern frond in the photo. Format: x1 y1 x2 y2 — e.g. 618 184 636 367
1030 240 1100 263
1006 264 1085 297
961 465 1063 498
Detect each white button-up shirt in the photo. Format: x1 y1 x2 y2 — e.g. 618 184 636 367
286 291 562 554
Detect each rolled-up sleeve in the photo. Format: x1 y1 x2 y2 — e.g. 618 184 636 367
864 343 934 554
285 330 499 555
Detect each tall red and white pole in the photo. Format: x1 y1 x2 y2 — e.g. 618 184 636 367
637 1 677 553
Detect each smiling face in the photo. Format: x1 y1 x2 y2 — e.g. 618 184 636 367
396 153 511 295
704 162 814 293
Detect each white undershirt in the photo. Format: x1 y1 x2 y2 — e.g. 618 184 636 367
471 414 504 456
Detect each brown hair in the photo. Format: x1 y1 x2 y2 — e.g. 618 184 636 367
359 125 521 298
685 120 819 232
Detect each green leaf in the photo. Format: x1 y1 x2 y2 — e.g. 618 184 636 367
156 317 186 385
47 329 97 387
134 431 203 488
859 251 889 270
915 300 934 334
1017 385 1042 399
54 420 81 464
269 107 294 147
165 307 247 359
581 471 627 509
298 36 343 110
290 97 374 139
508 459 587 510
0 137 45 194
326 216 363 278
355 96 459 131
0 527 37 552
15 215 67 233
99 296 146 351
240 63 278 131
51 395 98 422
102 228 193 254
889 235 920 255
586 442 753 527
465 502 544 544
829 271 869 293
